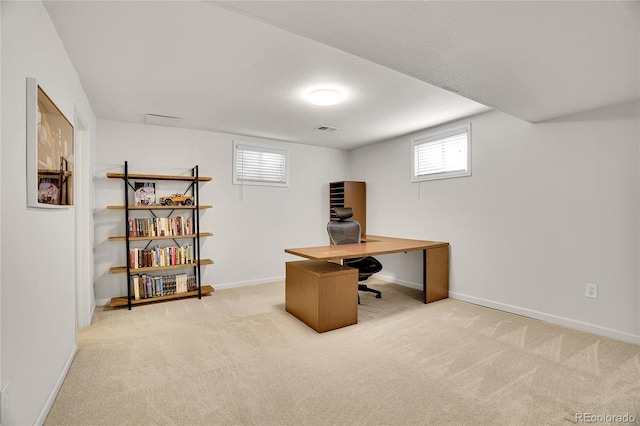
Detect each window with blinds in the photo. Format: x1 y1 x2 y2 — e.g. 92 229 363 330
411 124 471 182
233 141 289 187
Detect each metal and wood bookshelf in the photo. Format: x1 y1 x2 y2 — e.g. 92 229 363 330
107 161 214 309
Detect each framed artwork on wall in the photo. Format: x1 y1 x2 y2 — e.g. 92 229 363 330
26 77 74 208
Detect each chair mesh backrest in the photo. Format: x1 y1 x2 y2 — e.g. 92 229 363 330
327 220 361 245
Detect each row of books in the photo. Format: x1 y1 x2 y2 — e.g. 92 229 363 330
128 216 193 238
129 245 194 269
131 273 197 300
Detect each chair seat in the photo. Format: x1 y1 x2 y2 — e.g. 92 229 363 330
344 256 382 280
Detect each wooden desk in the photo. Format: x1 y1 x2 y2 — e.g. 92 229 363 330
285 235 449 303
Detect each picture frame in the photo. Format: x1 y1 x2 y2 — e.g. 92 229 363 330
37 177 61 205
26 77 74 208
134 181 156 206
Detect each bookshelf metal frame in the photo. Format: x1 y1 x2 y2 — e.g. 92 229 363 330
108 161 214 309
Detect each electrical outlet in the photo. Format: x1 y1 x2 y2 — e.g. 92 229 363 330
585 283 598 299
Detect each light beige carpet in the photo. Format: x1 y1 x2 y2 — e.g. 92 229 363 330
45 280 639 425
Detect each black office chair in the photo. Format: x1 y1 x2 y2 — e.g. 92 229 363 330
327 207 382 303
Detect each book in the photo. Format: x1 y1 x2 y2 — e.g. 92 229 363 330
134 181 156 206
131 275 140 300
145 276 153 298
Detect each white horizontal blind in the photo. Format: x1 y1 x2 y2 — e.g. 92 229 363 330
233 141 288 186
412 124 471 181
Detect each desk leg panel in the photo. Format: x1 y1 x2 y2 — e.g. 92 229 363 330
424 245 450 303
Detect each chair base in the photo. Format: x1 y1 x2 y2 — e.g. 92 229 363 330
343 256 383 304
357 283 381 304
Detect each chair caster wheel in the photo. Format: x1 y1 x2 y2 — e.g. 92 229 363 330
376 294 382 298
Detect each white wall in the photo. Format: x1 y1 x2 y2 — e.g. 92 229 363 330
0 4 4 422
94 119 350 305
350 101 640 344
1 1 96 424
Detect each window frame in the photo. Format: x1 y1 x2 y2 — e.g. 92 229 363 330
411 123 472 182
233 140 289 187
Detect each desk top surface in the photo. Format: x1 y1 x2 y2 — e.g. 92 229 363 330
284 235 449 261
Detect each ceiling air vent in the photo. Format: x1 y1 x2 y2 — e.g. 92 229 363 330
145 113 183 127
315 125 340 132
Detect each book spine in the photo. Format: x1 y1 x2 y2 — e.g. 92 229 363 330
140 275 147 299
131 275 140 300
145 276 152 298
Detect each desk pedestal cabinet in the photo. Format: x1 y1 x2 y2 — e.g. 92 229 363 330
285 261 358 333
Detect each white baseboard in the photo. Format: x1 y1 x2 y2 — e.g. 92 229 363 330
376 275 639 345
214 276 285 290
374 274 422 290
35 345 77 426
89 302 96 325
449 291 640 345
95 298 110 307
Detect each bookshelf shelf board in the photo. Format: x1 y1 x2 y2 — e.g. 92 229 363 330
108 232 212 242
107 172 212 182
109 258 214 274
107 205 212 210
109 285 215 307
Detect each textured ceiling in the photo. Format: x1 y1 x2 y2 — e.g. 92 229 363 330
222 1 640 122
43 1 638 150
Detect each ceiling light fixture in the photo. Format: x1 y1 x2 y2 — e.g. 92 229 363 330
308 89 343 106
